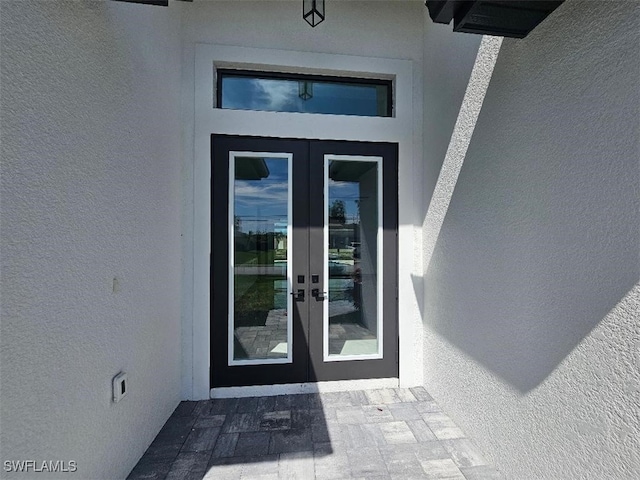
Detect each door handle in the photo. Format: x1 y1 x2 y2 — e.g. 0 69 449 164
312 289 327 300
291 289 305 301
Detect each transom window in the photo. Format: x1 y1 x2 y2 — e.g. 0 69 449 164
216 70 392 117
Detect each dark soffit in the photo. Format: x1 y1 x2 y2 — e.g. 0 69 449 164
426 1 564 38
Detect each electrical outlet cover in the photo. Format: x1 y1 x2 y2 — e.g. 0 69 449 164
113 372 128 403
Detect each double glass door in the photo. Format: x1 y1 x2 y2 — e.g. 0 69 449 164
211 135 398 387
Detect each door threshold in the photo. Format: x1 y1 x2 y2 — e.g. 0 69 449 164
210 378 399 399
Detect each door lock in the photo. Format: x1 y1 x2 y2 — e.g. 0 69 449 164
291 289 305 301
312 289 327 300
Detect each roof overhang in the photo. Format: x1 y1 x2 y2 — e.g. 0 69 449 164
426 1 564 38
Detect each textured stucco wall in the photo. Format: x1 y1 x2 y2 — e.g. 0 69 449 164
423 1 640 478
0 1 183 478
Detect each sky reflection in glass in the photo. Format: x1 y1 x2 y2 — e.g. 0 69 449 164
220 75 390 117
235 158 288 234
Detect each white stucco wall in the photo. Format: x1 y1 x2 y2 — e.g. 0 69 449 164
182 0 425 399
0 2 183 478
423 1 640 478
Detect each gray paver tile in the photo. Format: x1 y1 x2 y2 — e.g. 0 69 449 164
236 396 259 413
407 419 438 443
360 423 388 446
394 388 418 402
225 412 261 433
172 401 198 417
129 388 499 480
363 404 395 423
260 410 291 431
349 390 370 406
410 386 434 402
378 421 418 444
308 393 324 410
421 412 466 440
310 422 330 444
314 452 350 480
346 445 380 457
235 431 271 456
269 429 313 454
140 443 181 463
344 424 376 447
347 446 388 478
153 416 197 446
290 393 311 410
127 460 173 480
182 427 221 452
420 458 466 479
312 421 347 445
311 406 336 422
365 388 402 405
442 438 488 468
165 451 210 480
312 442 335 456
274 395 294 411
319 391 357 407
351 461 390 478
191 401 209 417
291 409 312 430
278 451 315 479
195 414 226 428
383 449 425 478
414 440 452 462
379 441 449 462
459 465 503 479
389 475 429 480
206 398 239 415
205 458 243 479
415 400 444 414
389 403 423 421
353 477 391 480
239 454 279 479
336 406 367 424
210 433 239 458
256 396 276 414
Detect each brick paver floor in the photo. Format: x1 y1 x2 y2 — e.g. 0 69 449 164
127 388 502 479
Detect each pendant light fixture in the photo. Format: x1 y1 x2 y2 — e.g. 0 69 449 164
303 0 325 27
298 81 313 100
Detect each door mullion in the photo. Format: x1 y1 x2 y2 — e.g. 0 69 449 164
293 141 312 382
307 142 326 381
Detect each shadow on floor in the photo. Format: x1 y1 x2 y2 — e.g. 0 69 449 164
127 388 502 479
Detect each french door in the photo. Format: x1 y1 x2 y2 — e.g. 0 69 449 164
211 135 398 388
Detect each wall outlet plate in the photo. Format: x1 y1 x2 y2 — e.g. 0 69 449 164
113 372 128 403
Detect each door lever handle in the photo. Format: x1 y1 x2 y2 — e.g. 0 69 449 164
291 289 305 301
311 289 327 300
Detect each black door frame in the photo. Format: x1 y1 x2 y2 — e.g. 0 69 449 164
210 134 398 388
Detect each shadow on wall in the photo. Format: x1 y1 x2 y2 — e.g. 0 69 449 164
423 1 640 393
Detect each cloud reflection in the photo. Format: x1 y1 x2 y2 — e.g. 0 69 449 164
252 79 298 110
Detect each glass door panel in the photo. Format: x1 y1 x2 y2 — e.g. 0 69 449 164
212 135 397 388
324 156 382 360
230 153 292 365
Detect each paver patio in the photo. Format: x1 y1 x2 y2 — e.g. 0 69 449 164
128 388 502 479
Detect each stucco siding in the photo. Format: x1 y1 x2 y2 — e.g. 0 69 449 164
0 1 183 478
423 1 640 478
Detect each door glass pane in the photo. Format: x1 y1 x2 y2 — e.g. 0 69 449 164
326 158 381 358
231 154 291 363
219 71 391 117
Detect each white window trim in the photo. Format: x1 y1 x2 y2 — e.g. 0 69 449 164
323 154 384 362
190 43 419 400
228 151 293 366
